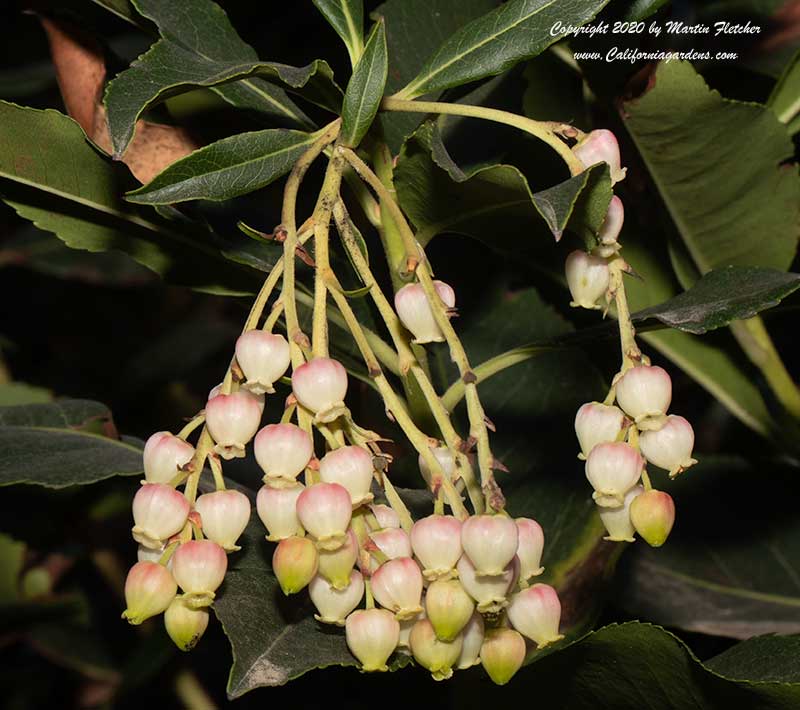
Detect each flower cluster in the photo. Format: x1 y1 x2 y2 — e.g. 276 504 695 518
567 130 693 547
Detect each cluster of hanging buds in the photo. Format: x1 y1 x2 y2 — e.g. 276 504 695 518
567 129 692 547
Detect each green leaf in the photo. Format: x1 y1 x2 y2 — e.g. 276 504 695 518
621 0 670 20
89 0 145 27
395 0 610 100
707 635 800 682
616 457 800 639
313 0 364 66
340 20 388 148
127 129 318 204
623 60 800 274
769 48 800 128
0 400 143 488
0 102 253 294
104 0 341 156
0 383 53 407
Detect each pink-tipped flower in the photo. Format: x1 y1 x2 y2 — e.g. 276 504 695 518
369 528 412 563
345 608 400 672
410 515 462 581
417 445 456 488
394 281 455 344
456 555 517 614
319 446 375 507
461 515 519 577
195 489 251 552
164 597 209 651
515 518 545 582
171 540 227 608
425 579 475 642
507 583 564 648
615 365 672 424
309 571 364 626
409 618 463 681
254 423 313 485
132 483 190 550
143 432 195 484
573 128 627 184
256 482 304 541
122 561 177 625
566 251 609 310
291 357 348 423
296 483 352 550
598 485 643 543
585 442 644 507
370 504 400 529
205 392 262 460
318 527 359 589
639 415 697 478
273 536 318 595
456 612 485 669
235 330 291 395
574 402 626 459
208 383 265 414
371 558 424 620
480 628 526 686
630 489 676 547
599 195 624 246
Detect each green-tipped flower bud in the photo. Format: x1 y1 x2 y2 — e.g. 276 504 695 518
425 579 475 642
629 489 675 547
272 536 318 595
122 561 176 625
345 608 400 672
480 628 526 686
409 618 463 681
164 596 209 651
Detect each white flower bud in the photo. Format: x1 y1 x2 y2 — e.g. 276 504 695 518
318 527 359 589
425 579 475 642
345 608 400 672
235 330 291 395
371 557 424 620
194 489 251 552
208 383 264 414
417 445 456 488
630 489 676 547
143 432 195 484
456 612 485 669
319 446 374 507
566 250 609 310
639 414 697 477
599 195 624 245
370 504 400 529
291 357 348 423
296 483 352 550
122 561 177 625
369 528 412 568
615 365 672 424
515 517 545 582
132 483 190 550
507 583 564 648
574 402 626 459
598 484 643 542
164 597 209 651
410 514 462 581
205 392 262 459
461 514 519 577
273 536 318 595
171 540 227 608
456 555 517 614
409 618 463 681
256 482 304 541
480 628 526 686
573 128 627 184
585 442 644 507
394 280 455 344
309 570 364 625
254 423 313 485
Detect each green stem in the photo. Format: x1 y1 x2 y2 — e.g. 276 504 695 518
173 668 217 710
177 414 205 441
609 258 642 374
208 453 226 491
381 97 584 176
183 428 214 504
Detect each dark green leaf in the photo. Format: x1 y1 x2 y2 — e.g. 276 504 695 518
0 101 252 295
0 400 143 488
90 0 145 27
104 0 341 156
706 635 800 682
394 0 610 100
616 457 800 639
340 21 388 148
127 129 318 204
620 0 670 21
0 383 52 407
623 60 800 273
769 48 800 129
313 0 364 66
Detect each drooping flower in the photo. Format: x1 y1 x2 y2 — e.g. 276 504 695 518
308 571 364 626
171 540 228 608
235 330 291 395
585 442 644 507
296 483 353 550
639 415 697 478
506 584 564 649
205 392 262 459
394 280 456 344
254 423 313 485
345 608 400 672
194 489 251 551
143 432 195 484
318 445 374 507
409 618 463 681
291 357 348 423
121 561 177 625
565 251 610 310
480 628 526 686
572 128 627 184
131 483 190 550
461 514 519 577
272 536 318 595
630 489 676 548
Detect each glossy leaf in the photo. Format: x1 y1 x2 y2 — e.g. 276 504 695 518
623 60 800 274
89 0 144 27
127 129 318 204
394 0 610 100
313 0 364 66
0 401 143 488
616 456 800 639
104 0 341 156
706 634 800 682
340 20 388 148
